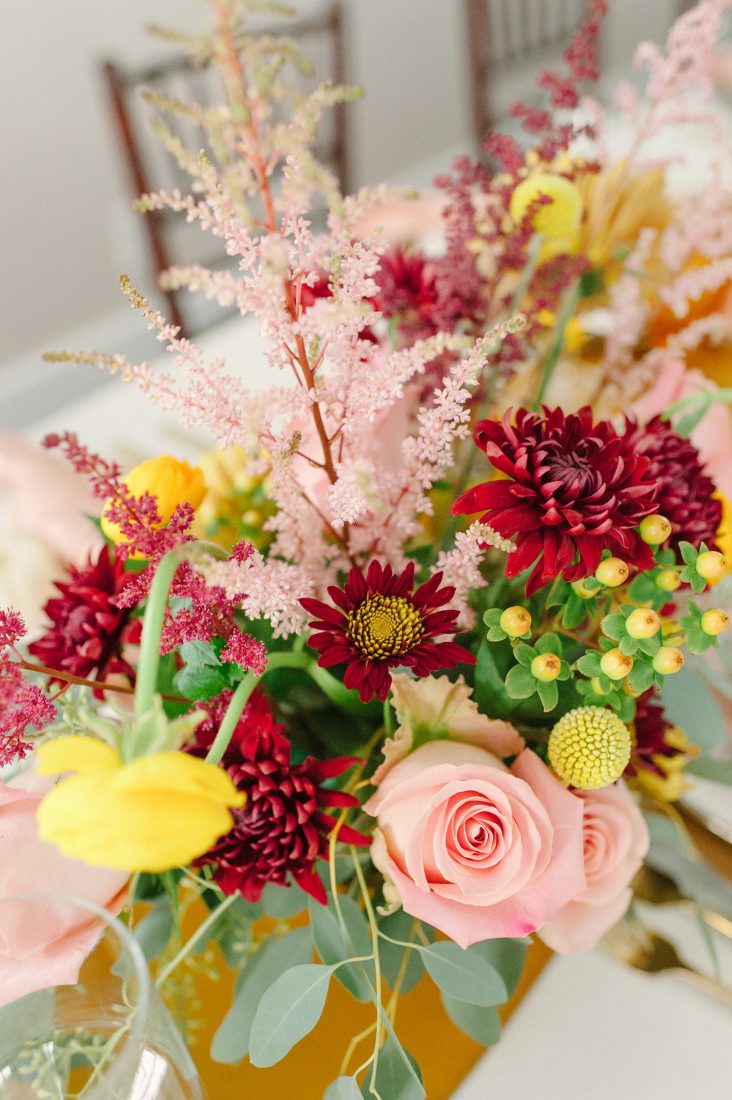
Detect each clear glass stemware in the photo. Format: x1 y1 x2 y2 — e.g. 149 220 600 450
0 894 204 1100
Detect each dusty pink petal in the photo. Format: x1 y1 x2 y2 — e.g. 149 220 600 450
0 779 129 1008
538 780 649 954
365 740 506 818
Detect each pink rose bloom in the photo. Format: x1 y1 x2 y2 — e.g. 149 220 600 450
539 781 649 954
0 778 129 1008
632 358 732 502
364 741 585 948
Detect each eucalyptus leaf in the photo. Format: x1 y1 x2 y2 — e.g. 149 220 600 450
308 896 373 1001
468 938 528 997
360 1037 425 1100
686 757 732 784
325 1078 362 1100
379 911 427 993
261 881 308 918
440 994 501 1045
131 899 174 963
660 667 726 750
419 941 507 1006
249 963 334 1067
211 928 312 1064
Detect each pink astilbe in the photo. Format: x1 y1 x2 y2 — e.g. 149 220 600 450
635 0 732 103
220 629 267 675
0 609 56 766
435 523 515 627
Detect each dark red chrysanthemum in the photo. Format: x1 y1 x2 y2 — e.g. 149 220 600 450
191 690 367 903
627 688 683 778
28 545 138 684
301 560 474 704
622 415 722 553
373 248 441 341
453 407 659 595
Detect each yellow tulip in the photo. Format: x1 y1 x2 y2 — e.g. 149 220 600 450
101 455 206 546
36 736 244 872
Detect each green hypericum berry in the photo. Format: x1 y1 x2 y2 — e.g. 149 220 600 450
700 608 730 636
625 607 661 639
695 551 727 582
656 569 681 592
652 646 685 674
499 606 532 638
595 557 629 588
639 514 672 545
599 647 634 681
531 653 561 682
590 676 611 696
571 578 597 599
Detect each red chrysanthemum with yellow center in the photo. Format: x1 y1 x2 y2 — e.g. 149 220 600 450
301 560 474 703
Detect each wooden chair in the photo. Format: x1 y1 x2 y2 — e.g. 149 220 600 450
464 0 590 149
101 4 349 335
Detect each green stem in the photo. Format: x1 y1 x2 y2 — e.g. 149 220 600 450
533 279 581 410
352 847 384 1097
205 650 313 765
134 540 228 723
155 891 238 989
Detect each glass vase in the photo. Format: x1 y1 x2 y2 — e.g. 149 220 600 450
0 893 204 1100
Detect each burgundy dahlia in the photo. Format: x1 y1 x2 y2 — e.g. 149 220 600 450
28 546 138 684
301 560 474 703
627 688 683 778
191 690 366 903
453 407 659 595
373 248 441 341
622 415 721 552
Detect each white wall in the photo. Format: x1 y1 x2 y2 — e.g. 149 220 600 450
1 0 679 379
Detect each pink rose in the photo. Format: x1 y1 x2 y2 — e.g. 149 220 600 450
364 741 585 948
0 778 129 1008
632 357 732 502
539 781 649 954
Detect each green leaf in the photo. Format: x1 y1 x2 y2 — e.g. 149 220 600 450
379 911 427 993
618 635 639 656
308 896 372 1001
601 613 626 641
562 593 589 630
360 1037 425 1100
474 642 519 718
536 679 559 712
173 661 229 701
627 661 655 694
576 652 601 677
441 994 501 1045
249 963 334 1067
636 635 661 658
211 928 312 1064
535 633 561 656
661 668 727 750
468 938 528 997
419 941 507 1006
505 664 537 700
325 1078 362 1100
260 882 308 919
679 541 698 565
686 757 732 783
513 642 536 667
132 899 174 963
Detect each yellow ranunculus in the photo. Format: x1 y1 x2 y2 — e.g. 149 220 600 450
509 172 583 258
711 492 732 584
101 455 206 545
193 446 276 551
36 736 244 872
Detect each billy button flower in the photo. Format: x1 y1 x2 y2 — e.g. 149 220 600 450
300 561 474 704
549 706 632 790
504 634 571 713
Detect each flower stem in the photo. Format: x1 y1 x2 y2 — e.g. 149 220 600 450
155 891 238 989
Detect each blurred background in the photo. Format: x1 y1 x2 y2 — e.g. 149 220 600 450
0 0 688 426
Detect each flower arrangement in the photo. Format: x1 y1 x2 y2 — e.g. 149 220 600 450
3 0 732 1095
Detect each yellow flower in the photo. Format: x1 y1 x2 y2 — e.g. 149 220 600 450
711 493 732 583
633 727 698 803
101 455 206 546
510 172 583 259
193 446 276 552
549 706 632 790
36 736 244 872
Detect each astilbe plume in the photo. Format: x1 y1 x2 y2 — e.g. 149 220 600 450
28 546 140 686
622 416 722 552
453 407 658 595
0 609 56 766
189 690 367 902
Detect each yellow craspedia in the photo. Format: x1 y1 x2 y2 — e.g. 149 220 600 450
101 455 206 545
548 706 632 790
510 172 583 243
36 735 244 872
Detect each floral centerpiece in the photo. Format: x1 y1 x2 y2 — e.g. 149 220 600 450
3 1 732 1096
